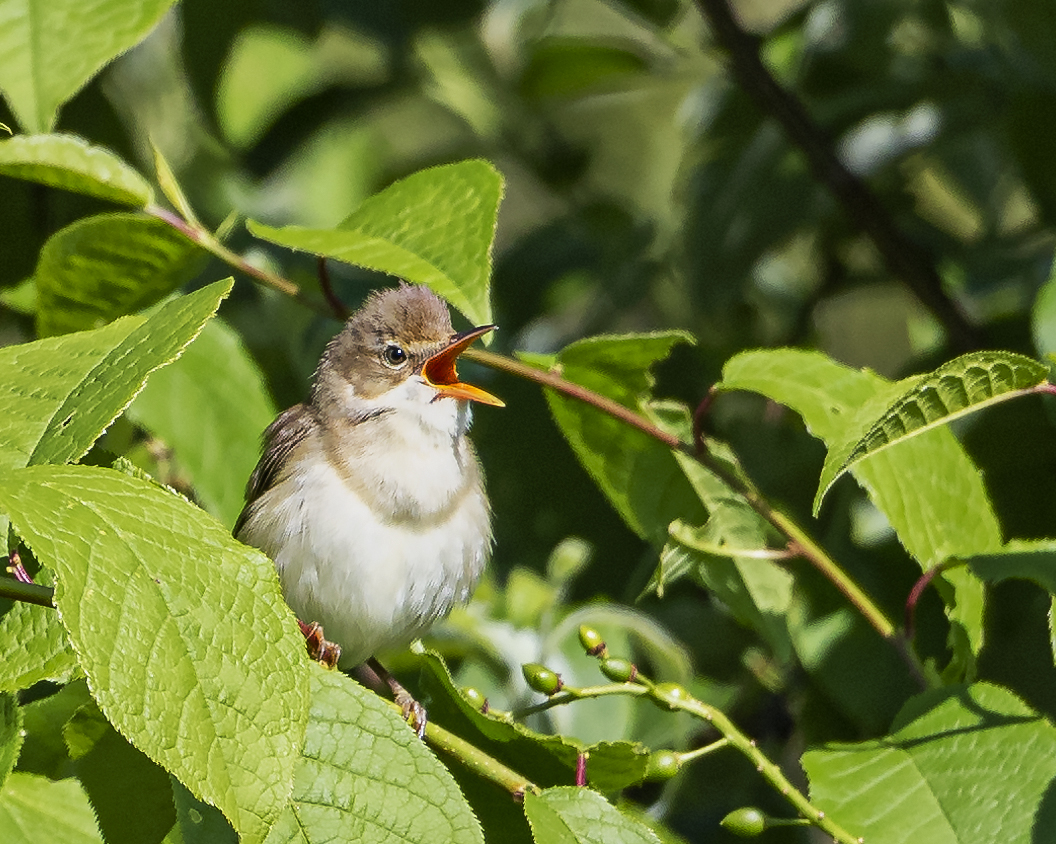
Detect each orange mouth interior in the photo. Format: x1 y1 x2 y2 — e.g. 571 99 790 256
422 325 505 407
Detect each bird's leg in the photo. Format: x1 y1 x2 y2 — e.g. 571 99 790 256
353 657 428 738
297 620 341 669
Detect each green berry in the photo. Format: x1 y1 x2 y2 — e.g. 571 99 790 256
578 625 607 657
720 807 767 837
600 657 636 683
651 682 689 710
645 750 681 781
462 686 486 710
522 663 563 695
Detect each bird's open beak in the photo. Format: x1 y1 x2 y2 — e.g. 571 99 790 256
422 325 505 407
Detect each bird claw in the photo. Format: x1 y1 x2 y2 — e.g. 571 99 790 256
298 620 341 669
395 686 428 738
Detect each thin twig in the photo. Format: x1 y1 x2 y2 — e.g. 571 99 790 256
317 257 351 321
905 559 967 644
693 0 979 352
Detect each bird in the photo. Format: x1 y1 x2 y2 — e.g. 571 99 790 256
235 283 503 724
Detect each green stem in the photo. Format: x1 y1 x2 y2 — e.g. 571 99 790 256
677 737 729 764
0 578 55 607
386 701 538 798
514 683 649 718
669 693 859 844
144 205 328 315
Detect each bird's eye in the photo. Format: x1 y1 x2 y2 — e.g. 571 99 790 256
381 344 408 368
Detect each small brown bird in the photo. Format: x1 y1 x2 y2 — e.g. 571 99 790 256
236 284 502 699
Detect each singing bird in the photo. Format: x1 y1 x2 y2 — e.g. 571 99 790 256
235 284 503 710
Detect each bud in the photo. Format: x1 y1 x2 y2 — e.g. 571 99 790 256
577 625 607 657
645 750 681 781
462 686 487 711
720 807 767 837
599 658 636 683
522 663 563 695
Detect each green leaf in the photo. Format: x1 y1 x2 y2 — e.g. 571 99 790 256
0 134 152 205
0 772 103 844
644 401 793 661
0 694 21 789
15 680 91 779
127 317 277 528
29 278 232 466
151 142 201 227
0 465 310 844
520 40 649 101
63 701 176 844
263 664 482 844
814 351 1049 509
247 160 503 326
0 569 77 693
803 683 1056 844
542 333 699 543
523 787 661 844
0 0 176 133
720 350 997 660
967 540 1056 594
35 213 207 337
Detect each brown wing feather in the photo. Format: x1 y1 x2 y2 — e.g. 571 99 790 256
234 403 316 536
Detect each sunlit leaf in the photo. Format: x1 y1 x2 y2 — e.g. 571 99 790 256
0 465 310 844
0 0 176 133
263 665 482 844
247 160 502 326
803 683 1056 844
523 787 661 844
0 134 152 205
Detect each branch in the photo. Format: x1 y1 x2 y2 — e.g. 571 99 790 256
693 0 979 352
465 346 925 686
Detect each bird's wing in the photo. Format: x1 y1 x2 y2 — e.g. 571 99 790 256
235 403 316 536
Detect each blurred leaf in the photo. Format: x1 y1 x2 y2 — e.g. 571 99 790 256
247 160 503 326
720 350 998 661
803 683 1056 844
0 694 21 789
128 316 277 528
263 664 482 844
216 25 320 150
521 39 649 101
0 0 176 133
542 333 698 543
1032 268 1056 357
0 772 103 844
0 134 152 205
0 465 310 844
813 351 1049 510
34 213 207 337
523 787 661 844
64 702 176 844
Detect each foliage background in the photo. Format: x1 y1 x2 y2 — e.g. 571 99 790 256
5 0 1056 842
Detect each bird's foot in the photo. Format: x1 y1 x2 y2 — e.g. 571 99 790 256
360 657 428 738
298 620 341 669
